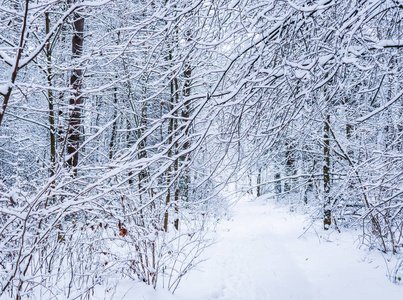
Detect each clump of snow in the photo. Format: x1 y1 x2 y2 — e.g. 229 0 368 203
0 84 10 95
375 40 403 48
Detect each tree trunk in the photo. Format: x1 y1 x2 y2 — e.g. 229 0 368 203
109 86 118 160
284 140 296 192
0 0 29 128
164 75 176 232
275 173 281 195
66 0 84 176
323 114 331 230
46 12 56 205
180 55 192 203
257 167 261 197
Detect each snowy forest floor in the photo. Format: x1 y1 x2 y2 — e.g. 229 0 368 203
97 195 403 300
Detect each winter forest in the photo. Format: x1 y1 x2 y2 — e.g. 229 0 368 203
0 0 402 299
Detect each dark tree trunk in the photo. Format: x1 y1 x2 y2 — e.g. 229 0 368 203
67 0 84 176
257 168 261 197
323 114 331 230
275 173 282 195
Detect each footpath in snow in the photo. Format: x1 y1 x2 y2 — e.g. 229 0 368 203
114 196 403 300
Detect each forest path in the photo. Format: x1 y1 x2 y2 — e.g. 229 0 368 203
175 196 313 300
173 196 402 300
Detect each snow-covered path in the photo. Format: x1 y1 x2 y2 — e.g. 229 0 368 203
176 197 313 300
173 196 402 300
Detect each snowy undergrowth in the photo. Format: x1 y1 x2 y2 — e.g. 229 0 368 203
105 194 403 300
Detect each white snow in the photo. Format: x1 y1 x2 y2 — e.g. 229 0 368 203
375 40 403 49
102 195 403 300
342 56 358 64
0 83 10 95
